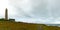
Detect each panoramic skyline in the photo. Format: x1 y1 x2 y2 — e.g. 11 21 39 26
0 0 60 24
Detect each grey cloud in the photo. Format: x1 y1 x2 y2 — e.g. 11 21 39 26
8 0 60 24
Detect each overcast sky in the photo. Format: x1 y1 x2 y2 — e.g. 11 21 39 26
0 0 60 24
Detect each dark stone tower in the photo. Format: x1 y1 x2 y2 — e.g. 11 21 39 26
5 8 8 20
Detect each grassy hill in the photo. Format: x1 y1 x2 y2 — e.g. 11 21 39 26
0 21 60 30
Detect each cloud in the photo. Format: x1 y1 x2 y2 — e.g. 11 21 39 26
0 0 8 18
8 0 60 24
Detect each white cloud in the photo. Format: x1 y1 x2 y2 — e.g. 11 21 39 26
0 0 8 18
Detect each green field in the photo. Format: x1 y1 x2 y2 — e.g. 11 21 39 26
0 21 59 30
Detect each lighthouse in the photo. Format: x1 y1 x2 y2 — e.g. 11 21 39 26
5 8 8 20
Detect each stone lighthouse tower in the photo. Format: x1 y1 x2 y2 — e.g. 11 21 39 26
5 8 8 20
